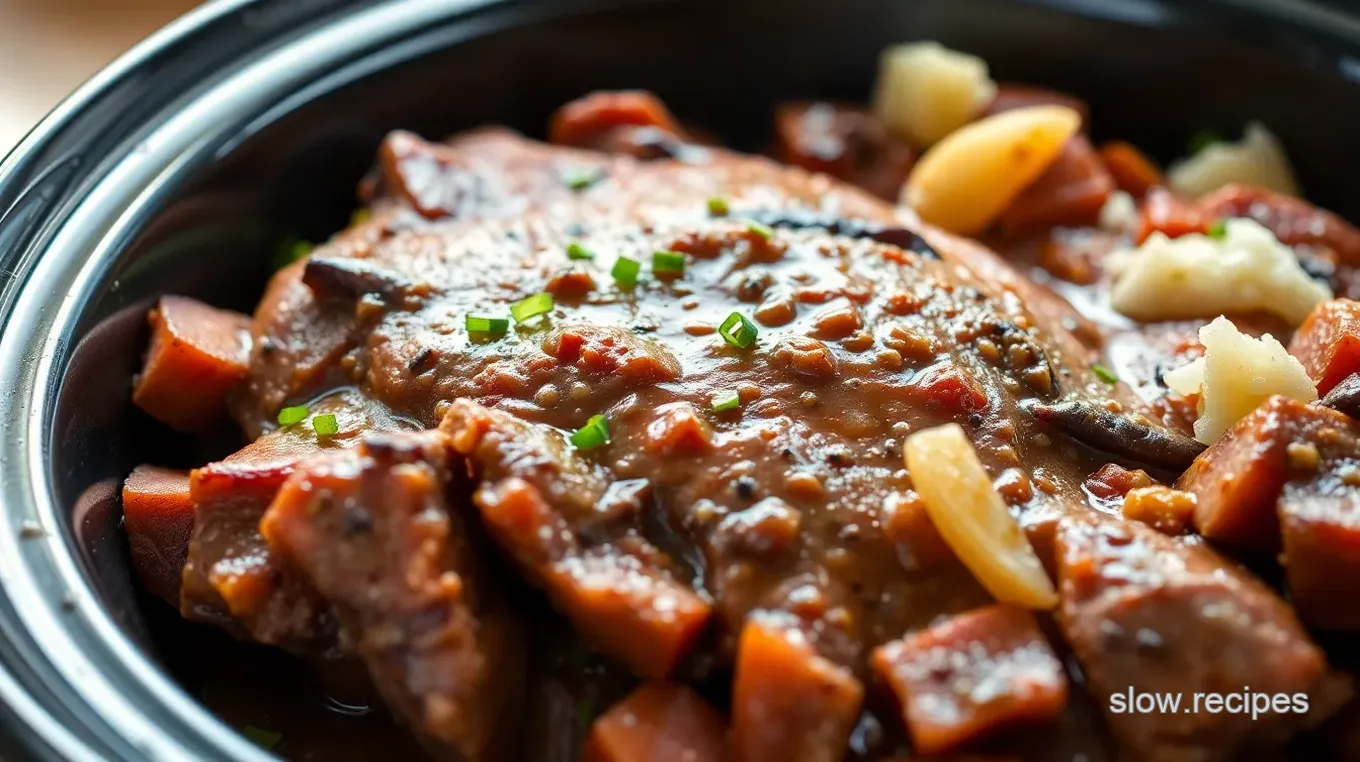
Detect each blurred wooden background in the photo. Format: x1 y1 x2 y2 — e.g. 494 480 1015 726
0 0 201 152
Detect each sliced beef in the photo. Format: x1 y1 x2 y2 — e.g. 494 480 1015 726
773 101 916 200
182 389 411 649
261 430 525 761
1056 515 1350 762
122 465 194 604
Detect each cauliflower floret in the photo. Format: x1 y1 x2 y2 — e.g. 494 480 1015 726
1108 217 1331 326
1167 122 1300 197
1164 316 1317 444
873 42 997 149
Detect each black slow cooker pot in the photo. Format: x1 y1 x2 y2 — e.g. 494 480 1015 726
4 0 1360 759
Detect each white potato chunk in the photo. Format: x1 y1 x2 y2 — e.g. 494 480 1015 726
902 105 1081 236
903 423 1058 609
1108 218 1331 326
873 41 997 148
1167 122 1300 197
1163 316 1317 444
1097 190 1138 232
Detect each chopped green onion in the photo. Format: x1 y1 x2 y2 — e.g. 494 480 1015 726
242 725 282 750
1187 130 1222 156
563 167 601 191
466 314 510 335
711 390 742 412
570 414 610 450
272 238 313 270
611 256 641 287
567 242 595 260
718 312 759 349
350 208 371 226
277 405 309 426
1093 364 1119 385
312 413 340 436
651 250 686 276
747 221 773 240
511 293 554 323
575 697 600 729
707 197 730 216
1207 219 1227 239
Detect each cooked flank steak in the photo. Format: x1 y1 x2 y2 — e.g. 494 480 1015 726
122 42 1360 762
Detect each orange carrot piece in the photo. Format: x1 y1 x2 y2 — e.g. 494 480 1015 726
132 295 251 432
1000 135 1115 234
1134 187 1208 244
1099 141 1164 198
873 604 1067 754
730 615 863 762
1177 396 1356 551
550 90 684 149
582 682 727 762
122 465 194 604
1289 299 1360 396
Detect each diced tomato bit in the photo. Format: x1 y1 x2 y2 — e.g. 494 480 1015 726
731 615 864 762
873 604 1067 754
1135 187 1208 244
1199 184 1360 263
582 682 727 762
1000 136 1115 234
1288 299 1360 396
544 329 586 363
645 402 713 455
1099 141 1164 198
1083 463 1154 503
550 91 684 149
1176 396 1356 551
122 465 195 604
132 296 251 432
911 362 988 414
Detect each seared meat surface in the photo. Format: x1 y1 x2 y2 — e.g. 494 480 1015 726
122 82 1360 761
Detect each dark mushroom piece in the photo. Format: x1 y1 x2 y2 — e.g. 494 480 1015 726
1023 398 1206 470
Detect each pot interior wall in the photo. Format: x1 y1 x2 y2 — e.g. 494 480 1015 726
40 0 1360 754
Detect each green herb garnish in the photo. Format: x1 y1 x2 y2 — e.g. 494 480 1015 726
707 197 730 217
718 312 759 349
312 413 339 436
277 406 309 426
1093 364 1119 385
747 221 774 240
466 315 510 335
272 238 313 270
711 390 742 412
570 414 610 450
651 250 686 277
1207 219 1227 239
349 208 371 226
511 293 554 323
567 242 595 260
563 167 601 191
611 256 641 287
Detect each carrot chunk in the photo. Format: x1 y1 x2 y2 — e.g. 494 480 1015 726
1000 135 1115 234
550 90 684 149
132 295 251 432
873 604 1067 754
1134 187 1207 244
1289 299 1360 396
1176 396 1355 551
582 682 727 762
730 615 864 762
1099 140 1163 198
1281 473 1360 631
122 465 194 604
